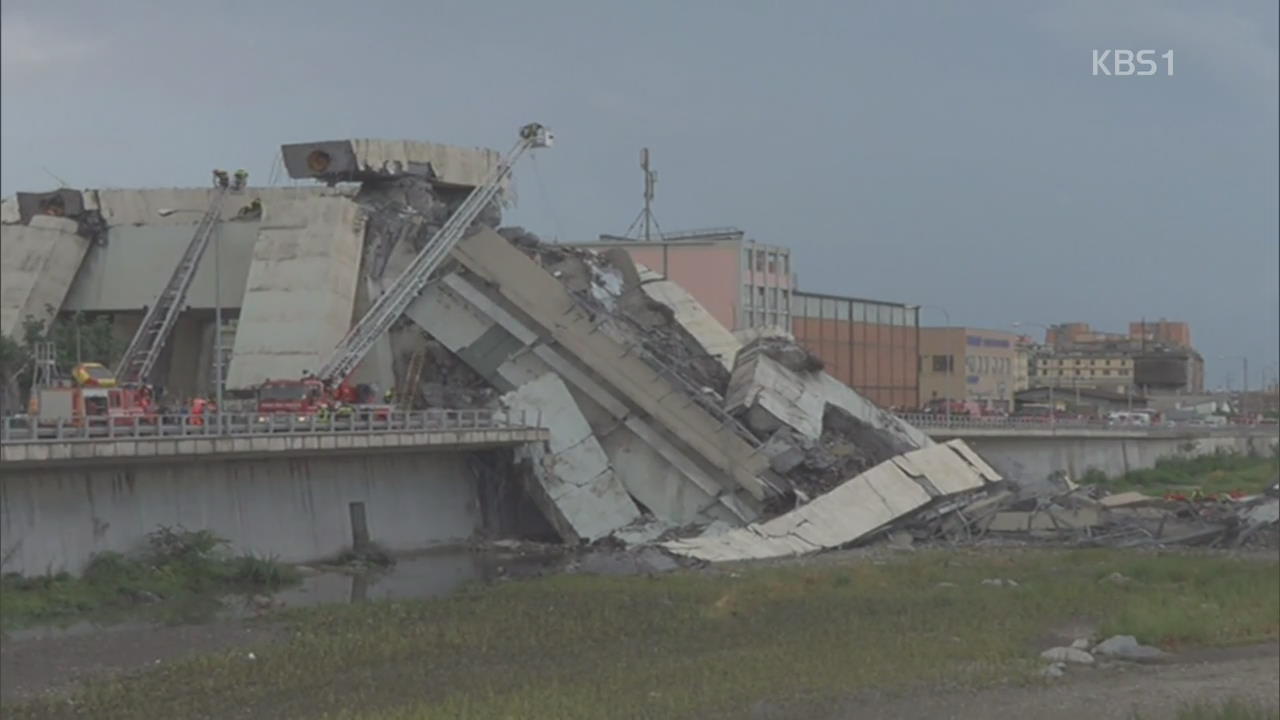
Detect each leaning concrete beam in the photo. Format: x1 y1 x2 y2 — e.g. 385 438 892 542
662 440 998 562
451 229 774 502
407 276 759 524
0 216 90 337
502 373 641 542
225 196 366 389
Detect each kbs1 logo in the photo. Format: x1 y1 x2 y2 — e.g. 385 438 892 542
1092 50 1174 76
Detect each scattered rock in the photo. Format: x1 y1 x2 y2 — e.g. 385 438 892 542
1093 635 1169 662
887 531 915 550
1040 647 1095 665
252 594 273 610
936 582 958 589
1070 638 1092 650
1101 572 1132 585
981 578 1019 587
1041 662 1066 679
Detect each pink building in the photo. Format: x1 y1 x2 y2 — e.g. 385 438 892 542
582 228 794 331
573 229 921 408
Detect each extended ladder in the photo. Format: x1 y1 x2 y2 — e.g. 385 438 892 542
316 123 552 384
115 185 230 386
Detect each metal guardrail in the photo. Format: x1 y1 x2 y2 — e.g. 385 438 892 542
895 412 1276 435
0 409 544 443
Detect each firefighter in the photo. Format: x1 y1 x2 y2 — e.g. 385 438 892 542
383 388 395 404
190 397 207 427
212 170 230 189
232 169 248 191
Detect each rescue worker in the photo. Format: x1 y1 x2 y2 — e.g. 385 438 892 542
236 198 263 219
383 388 395 404
190 397 207 427
317 402 331 422
232 169 248 191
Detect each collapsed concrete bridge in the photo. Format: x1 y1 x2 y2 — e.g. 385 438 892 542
1 134 1023 573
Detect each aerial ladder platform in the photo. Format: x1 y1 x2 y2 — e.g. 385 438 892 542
313 123 553 386
115 170 244 387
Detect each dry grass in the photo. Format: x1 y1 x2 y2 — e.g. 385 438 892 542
6 549 1277 720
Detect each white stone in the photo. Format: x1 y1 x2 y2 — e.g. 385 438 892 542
1040 647 1095 665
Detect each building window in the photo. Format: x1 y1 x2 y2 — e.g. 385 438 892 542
767 253 778 274
755 252 765 272
769 288 779 310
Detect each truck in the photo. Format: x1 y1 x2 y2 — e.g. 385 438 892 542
253 377 392 427
27 363 156 429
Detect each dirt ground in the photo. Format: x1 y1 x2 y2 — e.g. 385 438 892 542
0 620 280 704
815 643 1280 720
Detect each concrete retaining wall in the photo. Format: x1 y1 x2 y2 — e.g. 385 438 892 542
952 432 1279 493
1 452 480 576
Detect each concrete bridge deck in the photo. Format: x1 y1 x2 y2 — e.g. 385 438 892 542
0 410 549 469
895 413 1280 440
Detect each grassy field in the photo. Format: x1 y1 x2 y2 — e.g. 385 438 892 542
1086 451 1279 497
6 548 1277 720
0 527 297 630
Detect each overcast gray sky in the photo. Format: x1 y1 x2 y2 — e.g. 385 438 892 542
2 0 1276 389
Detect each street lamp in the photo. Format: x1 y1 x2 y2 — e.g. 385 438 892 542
156 207 225 429
914 305 954 425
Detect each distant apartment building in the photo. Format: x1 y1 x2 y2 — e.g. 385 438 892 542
919 327 1020 411
1013 335 1036 393
580 229 920 407
1036 320 1203 394
1034 352 1135 394
791 292 919 409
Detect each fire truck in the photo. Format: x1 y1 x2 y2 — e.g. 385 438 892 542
254 377 392 426
28 363 156 428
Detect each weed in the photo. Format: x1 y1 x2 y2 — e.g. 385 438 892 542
0 526 299 630
1089 451 1279 497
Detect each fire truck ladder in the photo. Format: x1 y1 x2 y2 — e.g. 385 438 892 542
115 184 230 387
315 123 553 384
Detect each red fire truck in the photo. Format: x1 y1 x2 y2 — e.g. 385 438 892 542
28 363 156 429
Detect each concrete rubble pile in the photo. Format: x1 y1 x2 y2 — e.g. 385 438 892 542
902 474 1280 550
404 226 1004 560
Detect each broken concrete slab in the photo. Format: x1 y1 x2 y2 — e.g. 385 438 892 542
661 439 998 562
726 343 827 440
501 373 641 543
1099 492 1157 508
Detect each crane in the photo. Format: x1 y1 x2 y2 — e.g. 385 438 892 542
313 123 553 386
115 176 237 388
